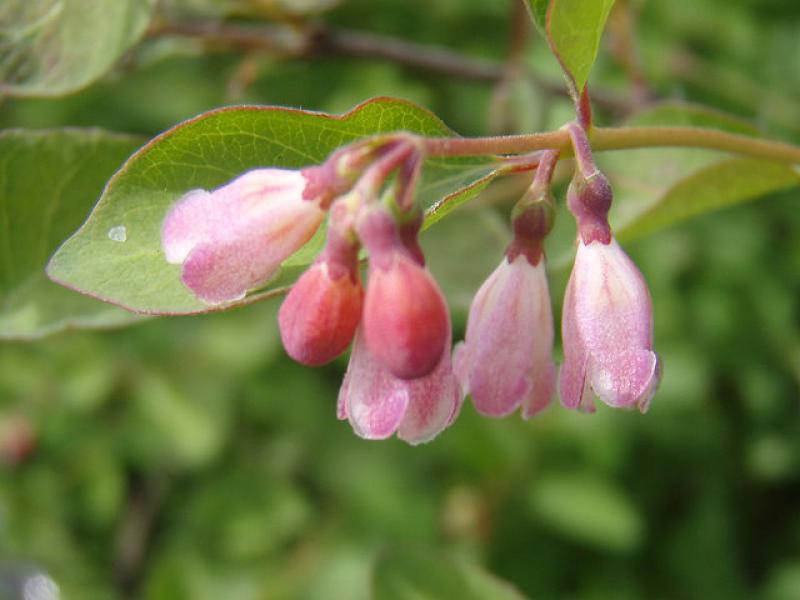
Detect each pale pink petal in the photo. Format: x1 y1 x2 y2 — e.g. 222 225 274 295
339 328 461 444
397 330 462 445
162 169 324 304
162 189 220 264
336 373 349 420
457 256 555 418
342 330 409 440
558 260 596 412
560 238 658 412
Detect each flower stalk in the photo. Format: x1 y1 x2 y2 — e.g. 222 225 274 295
420 125 800 164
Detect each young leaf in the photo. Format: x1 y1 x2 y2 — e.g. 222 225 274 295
372 546 529 600
47 97 500 315
0 129 144 340
0 0 156 97
525 0 616 95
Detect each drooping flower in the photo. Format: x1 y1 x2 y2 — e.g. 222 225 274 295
453 157 558 419
559 237 660 412
162 168 325 304
337 327 462 445
358 207 449 380
454 254 556 418
559 124 660 412
278 204 363 366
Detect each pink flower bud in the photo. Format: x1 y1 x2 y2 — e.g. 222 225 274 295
567 172 613 245
359 209 449 380
337 328 462 445
161 168 325 304
278 228 363 366
559 238 661 413
454 254 556 418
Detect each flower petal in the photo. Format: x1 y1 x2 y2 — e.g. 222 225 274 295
341 330 409 440
162 168 324 304
162 189 221 264
339 328 462 444
457 256 555 418
397 331 462 445
560 238 658 411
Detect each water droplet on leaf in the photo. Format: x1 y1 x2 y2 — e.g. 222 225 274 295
107 226 127 242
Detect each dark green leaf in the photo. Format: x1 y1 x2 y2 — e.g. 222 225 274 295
47 97 500 315
372 546 529 600
0 129 144 339
0 0 156 97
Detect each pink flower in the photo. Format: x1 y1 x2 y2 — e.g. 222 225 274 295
162 168 324 304
559 238 661 413
278 225 363 366
454 254 555 418
337 328 462 445
358 208 449 380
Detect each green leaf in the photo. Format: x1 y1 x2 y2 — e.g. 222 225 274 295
524 0 548 31
0 129 144 340
620 159 800 239
0 0 156 97
526 0 616 93
527 473 643 552
372 546 529 600
48 97 500 315
602 103 800 241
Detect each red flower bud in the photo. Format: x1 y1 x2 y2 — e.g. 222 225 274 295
358 208 449 380
363 252 448 379
279 224 363 366
279 262 363 366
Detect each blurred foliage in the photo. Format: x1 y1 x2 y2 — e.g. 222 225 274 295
1 0 800 598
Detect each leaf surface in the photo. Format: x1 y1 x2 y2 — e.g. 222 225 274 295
525 0 616 93
0 0 156 97
48 98 500 315
0 129 144 339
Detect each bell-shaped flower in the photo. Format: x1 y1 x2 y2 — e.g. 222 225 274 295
337 327 462 445
358 207 449 380
278 224 363 366
162 168 325 304
560 125 660 412
454 254 556 418
453 179 558 419
559 237 660 412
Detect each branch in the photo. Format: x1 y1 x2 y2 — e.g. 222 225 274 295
422 126 800 164
147 21 630 113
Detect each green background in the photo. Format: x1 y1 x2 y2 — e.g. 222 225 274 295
2 0 800 598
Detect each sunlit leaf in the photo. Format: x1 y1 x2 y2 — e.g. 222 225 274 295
0 129 144 340
47 97 500 315
0 0 156 97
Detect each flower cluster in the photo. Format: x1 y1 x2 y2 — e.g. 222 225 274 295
161 123 660 444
